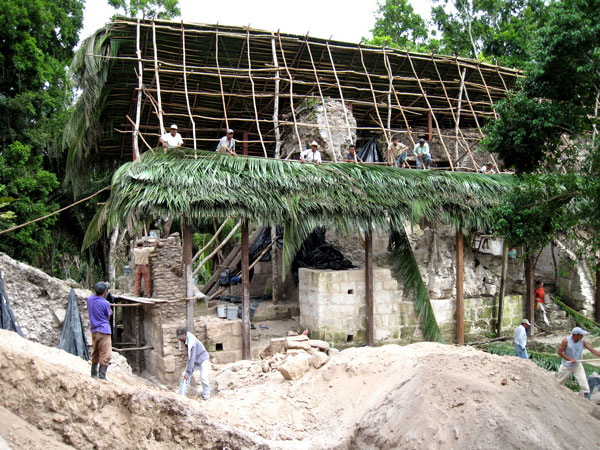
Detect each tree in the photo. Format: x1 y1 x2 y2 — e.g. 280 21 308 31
0 0 84 267
366 0 434 51
108 0 180 19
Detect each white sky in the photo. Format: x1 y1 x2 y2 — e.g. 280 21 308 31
80 0 434 45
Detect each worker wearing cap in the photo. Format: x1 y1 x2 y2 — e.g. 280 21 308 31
300 141 322 164
131 240 158 297
159 124 184 149
513 319 531 359
413 138 432 169
557 327 600 397
216 129 236 155
87 281 112 380
176 327 210 399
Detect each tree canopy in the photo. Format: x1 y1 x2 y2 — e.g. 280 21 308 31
108 0 180 19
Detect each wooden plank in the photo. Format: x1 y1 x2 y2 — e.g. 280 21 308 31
365 231 374 347
241 221 251 359
456 230 464 344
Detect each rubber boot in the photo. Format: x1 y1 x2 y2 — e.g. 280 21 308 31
91 363 99 378
98 365 110 382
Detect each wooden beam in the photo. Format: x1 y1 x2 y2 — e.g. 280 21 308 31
183 219 194 334
365 230 374 347
241 220 251 359
456 230 464 344
427 110 433 143
497 242 508 336
243 130 249 155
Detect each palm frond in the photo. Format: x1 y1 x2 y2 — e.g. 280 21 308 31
388 228 444 343
553 297 600 336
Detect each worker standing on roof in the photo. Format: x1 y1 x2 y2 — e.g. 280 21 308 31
387 135 408 168
557 327 600 398
176 327 210 399
160 124 184 149
513 319 530 359
343 144 363 163
414 138 432 169
132 240 158 297
216 129 236 155
87 281 112 381
300 141 322 164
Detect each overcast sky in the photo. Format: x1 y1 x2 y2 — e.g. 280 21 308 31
80 0 434 45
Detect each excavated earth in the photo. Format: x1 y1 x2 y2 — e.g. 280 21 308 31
0 329 599 449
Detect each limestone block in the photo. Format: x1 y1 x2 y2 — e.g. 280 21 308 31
53 308 66 326
261 337 287 357
278 353 311 381
309 339 330 352
286 335 311 351
375 329 391 341
309 351 329 369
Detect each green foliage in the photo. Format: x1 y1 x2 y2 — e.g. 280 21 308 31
0 142 60 263
108 0 180 19
389 229 444 343
553 297 600 336
490 174 578 253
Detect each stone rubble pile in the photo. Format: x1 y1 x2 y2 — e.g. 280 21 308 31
260 334 337 381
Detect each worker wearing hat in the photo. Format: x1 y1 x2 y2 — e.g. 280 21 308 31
513 319 531 359
557 327 600 397
176 327 210 399
216 129 236 155
300 141 322 164
87 281 112 380
413 138 432 169
159 124 184 150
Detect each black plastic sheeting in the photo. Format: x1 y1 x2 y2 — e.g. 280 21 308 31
58 288 90 360
357 137 384 163
0 271 24 337
291 227 355 285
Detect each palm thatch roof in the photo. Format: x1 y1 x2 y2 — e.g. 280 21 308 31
65 18 521 188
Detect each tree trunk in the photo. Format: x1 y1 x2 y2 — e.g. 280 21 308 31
241 221 251 359
496 243 508 336
108 224 120 284
524 250 535 336
365 230 374 347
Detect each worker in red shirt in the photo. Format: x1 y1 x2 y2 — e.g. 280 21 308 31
534 280 550 327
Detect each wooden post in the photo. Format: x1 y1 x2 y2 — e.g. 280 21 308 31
151 19 165 135
327 41 354 143
181 22 197 156
133 19 142 161
595 263 600 323
241 220 251 359
365 230 374 347
272 227 281 305
215 26 229 131
525 250 535 337
183 219 194 334
496 242 508 336
243 130 248 156
246 30 268 157
456 230 464 344
427 110 433 143
271 33 282 159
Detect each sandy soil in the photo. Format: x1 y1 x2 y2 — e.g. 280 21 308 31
0 329 599 449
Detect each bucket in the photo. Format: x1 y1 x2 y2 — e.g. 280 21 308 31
217 304 227 318
226 304 239 320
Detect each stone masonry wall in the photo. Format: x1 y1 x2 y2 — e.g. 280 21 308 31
0 253 92 346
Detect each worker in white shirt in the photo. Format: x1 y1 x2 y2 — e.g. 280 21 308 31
216 129 236 155
159 124 184 149
300 141 322 164
513 319 531 359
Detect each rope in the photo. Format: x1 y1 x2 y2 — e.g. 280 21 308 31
0 186 111 236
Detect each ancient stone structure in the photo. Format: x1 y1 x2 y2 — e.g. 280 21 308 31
281 98 357 161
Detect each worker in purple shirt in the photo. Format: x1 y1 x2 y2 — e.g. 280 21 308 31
87 281 112 380
176 327 210 399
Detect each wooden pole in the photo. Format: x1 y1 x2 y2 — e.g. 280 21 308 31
192 221 241 276
246 30 268 158
365 230 374 347
272 227 281 305
427 110 433 143
496 242 508 336
305 36 337 161
595 263 600 324
181 22 197 156
456 230 464 344
243 130 248 155
133 19 142 161
241 220 251 359
151 19 165 135
215 26 230 131
183 218 194 334
525 250 535 337
271 33 282 159
327 41 354 143
277 32 304 159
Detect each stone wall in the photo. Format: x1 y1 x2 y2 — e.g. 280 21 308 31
0 253 92 346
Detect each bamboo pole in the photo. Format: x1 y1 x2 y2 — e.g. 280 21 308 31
358 45 390 149
192 217 231 263
365 230 374 347
133 19 143 161
456 230 464 344
383 48 393 141
271 33 282 158
326 40 353 143
391 88 416 147
151 19 165 135
405 50 454 171
193 221 241 276
476 63 501 172
125 115 154 151
246 29 268 157
278 32 304 159
215 26 229 131
181 22 197 156
305 35 337 162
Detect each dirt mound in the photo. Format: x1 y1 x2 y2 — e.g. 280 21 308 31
0 330 599 449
